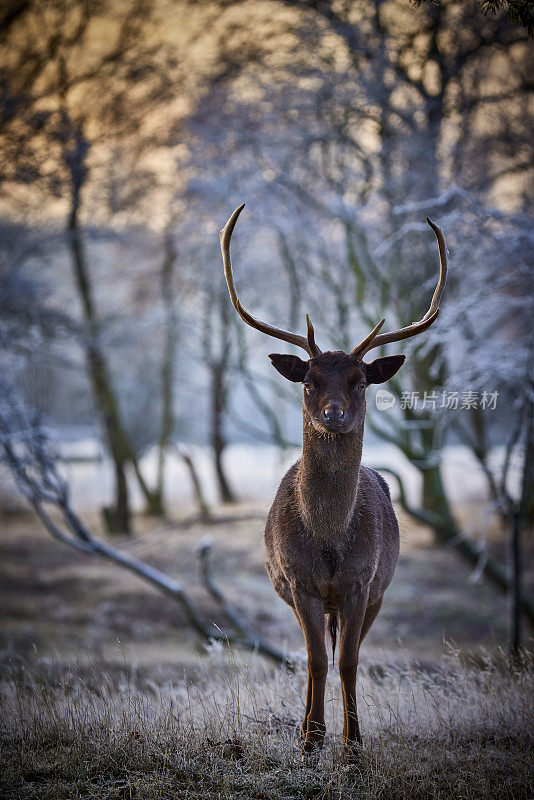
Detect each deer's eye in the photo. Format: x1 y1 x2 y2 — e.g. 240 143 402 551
303 381 313 393
358 381 366 391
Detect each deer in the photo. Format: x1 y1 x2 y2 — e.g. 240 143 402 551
219 204 447 756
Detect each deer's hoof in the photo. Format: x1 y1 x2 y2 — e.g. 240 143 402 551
301 743 321 763
301 734 325 762
344 739 363 764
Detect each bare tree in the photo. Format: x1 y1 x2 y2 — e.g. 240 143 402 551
201 289 237 504
0 1 189 528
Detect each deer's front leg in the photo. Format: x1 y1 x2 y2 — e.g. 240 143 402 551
298 669 312 741
292 592 328 752
338 589 369 751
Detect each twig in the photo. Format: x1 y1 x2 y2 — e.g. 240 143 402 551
198 538 294 669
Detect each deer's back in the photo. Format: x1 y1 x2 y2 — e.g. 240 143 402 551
265 462 399 611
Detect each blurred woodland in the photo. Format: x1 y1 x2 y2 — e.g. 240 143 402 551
0 0 533 665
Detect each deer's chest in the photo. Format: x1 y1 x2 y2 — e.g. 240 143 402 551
266 526 377 609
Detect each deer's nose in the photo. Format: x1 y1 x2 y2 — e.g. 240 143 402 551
322 404 345 423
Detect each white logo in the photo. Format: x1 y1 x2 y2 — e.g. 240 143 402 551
375 389 396 411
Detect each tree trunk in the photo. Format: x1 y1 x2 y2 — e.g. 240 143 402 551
522 409 534 524
205 291 236 505
421 463 455 533
179 448 211 521
102 458 131 533
150 229 178 517
211 361 236 504
510 397 533 653
510 510 522 653
67 181 134 533
64 124 165 525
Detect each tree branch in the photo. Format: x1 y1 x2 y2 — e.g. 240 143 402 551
198 538 294 668
375 465 534 626
0 384 292 666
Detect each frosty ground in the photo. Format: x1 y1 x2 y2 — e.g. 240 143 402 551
1 472 533 798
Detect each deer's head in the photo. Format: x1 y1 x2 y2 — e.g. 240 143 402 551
220 205 447 436
268 350 405 435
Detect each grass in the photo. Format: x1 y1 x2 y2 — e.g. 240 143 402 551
1 645 532 800
1 502 533 797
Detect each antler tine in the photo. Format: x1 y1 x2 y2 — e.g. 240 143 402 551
306 314 320 357
351 318 386 358
422 217 447 320
356 217 448 358
220 204 321 358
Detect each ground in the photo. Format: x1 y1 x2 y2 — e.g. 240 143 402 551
0 501 532 799
0 501 523 674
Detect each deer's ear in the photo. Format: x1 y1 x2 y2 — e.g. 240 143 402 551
365 355 405 385
269 354 309 382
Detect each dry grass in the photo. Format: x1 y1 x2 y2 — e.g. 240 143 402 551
1 503 533 798
1 646 532 800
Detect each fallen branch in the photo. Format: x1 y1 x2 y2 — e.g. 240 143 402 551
0 383 293 667
173 444 212 522
198 538 293 668
375 465 534 627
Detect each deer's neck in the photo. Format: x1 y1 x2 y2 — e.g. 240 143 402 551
296 413 363 539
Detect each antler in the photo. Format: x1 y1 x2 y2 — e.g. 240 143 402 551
352 217 448 358
220 204 321 358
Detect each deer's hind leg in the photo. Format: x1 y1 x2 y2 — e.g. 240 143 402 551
292 592 328 752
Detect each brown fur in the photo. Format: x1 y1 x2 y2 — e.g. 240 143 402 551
265 351 402 753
